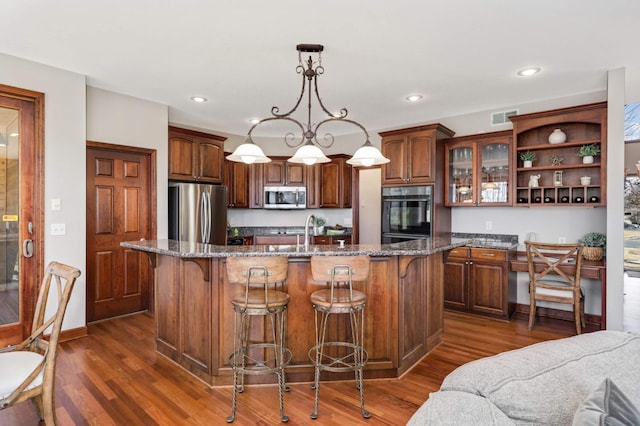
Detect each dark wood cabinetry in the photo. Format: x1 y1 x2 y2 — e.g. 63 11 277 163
444 131 512 206
320 155 352 208
168 126 226 183
312 235 351 245
263 159 306 186
444 247 516 319
379 124 455 186
223 160 250 208
509 102 607 206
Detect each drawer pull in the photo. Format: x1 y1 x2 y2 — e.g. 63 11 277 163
482 253 496 257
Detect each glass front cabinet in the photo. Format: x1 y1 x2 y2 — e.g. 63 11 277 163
445 131 512 207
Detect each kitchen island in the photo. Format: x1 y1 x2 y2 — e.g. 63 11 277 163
121 237 468 386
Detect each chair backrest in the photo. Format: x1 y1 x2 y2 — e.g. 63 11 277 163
525 241 583 291
310 256 370 283
226 256 288 285
14 262 81 354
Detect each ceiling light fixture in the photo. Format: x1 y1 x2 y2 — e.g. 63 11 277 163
227 44 389 167
406 94 423 102
517 67 541 77
190 96 208 103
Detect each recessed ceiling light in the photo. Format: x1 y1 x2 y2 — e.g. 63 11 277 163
517 67 541 77
249 118 260 125
406 94 423 102
9 132 18 137
190 96 208 103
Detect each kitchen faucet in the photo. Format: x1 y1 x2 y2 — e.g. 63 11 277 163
304 213 316 249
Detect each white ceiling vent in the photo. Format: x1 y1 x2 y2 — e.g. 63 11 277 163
491 109 519 125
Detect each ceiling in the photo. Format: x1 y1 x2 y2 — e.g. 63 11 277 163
1 0 638 138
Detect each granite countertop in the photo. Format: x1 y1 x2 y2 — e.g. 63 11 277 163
452 233 518 250
121 236 470 259
231 227 352 238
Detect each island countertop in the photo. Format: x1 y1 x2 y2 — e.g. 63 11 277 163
121 236 470 258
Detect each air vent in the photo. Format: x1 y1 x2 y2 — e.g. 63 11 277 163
491 109 519 125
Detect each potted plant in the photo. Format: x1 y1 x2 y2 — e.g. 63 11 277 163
577 144 601 164
578 232 606 261
315 217 326 235
520 151 536 168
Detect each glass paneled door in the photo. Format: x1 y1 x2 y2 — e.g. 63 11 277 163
0 87 42 347
0 107 20 324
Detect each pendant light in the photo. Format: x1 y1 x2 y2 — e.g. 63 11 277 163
226 44 388 167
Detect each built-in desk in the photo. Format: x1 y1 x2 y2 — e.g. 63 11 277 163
509 253 607 329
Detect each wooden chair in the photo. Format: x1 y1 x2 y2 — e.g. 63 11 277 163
308 255 371 420
225 256 291 423
525 241 585 334
0 261 81 425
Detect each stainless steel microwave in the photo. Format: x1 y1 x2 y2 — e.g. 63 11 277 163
263 186 306 209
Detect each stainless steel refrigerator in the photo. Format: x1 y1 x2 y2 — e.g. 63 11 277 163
168 182 228 245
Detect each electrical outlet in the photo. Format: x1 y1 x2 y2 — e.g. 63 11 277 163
558 237 566 244
51 224 66 236
485 221 493 231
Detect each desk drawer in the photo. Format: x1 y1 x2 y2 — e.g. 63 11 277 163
470 248 506 262
449 247 469 258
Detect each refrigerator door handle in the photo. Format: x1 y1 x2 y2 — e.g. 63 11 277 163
200 192 208 243
205 192 212 244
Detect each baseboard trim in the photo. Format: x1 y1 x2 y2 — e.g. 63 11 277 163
59 326 88 343
515 304 601 327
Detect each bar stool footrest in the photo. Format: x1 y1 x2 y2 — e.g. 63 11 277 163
308 342 368 373
229 343 292 376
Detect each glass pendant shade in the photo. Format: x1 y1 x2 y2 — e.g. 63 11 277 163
346 141 390 167
288 141 331 165
226 139 271 164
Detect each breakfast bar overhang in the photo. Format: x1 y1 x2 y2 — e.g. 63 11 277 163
121 237 468 386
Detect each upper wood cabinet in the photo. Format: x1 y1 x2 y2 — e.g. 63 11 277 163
168 126 226 183
223 159 263 209
320 155 352 208
379 123 455 186
509 102 607 207
263 159 306 186
223 160 250 208
306 164 321 209
444 131 513 207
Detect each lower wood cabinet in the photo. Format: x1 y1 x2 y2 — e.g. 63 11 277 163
443 247 517 319
154 253 444 385
312 235 351 245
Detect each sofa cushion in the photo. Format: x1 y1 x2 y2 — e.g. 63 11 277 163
437 331 640 425
572 378 640 426
407 390 515 426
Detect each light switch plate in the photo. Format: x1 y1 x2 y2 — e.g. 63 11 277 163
51 198 61 211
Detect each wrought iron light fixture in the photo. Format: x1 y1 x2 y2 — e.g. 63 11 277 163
226 44 389 167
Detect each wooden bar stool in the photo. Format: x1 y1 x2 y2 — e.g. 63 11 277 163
308 255 371 420
226 256 291 423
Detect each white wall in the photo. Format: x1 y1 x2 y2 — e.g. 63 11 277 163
0 52 87 330
606 68 626 330
86 87 169 238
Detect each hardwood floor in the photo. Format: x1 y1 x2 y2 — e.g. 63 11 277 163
0 311 592 425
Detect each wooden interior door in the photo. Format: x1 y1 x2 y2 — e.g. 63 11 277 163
86 143 156 322
0 85 44 346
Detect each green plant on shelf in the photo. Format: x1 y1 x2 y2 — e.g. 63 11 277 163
519 151 536 162
577 144 601 157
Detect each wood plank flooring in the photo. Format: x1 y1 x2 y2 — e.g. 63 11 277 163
0 311 591 425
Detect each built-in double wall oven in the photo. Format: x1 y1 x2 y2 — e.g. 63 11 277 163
381 185 433 243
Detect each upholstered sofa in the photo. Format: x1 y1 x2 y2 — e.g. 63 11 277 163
408 331 640 425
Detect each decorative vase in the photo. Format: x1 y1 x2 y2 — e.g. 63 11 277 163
548 128 567 144
580 176 591 186
583 247 603 261
582 155 594 164
523 160 532 168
